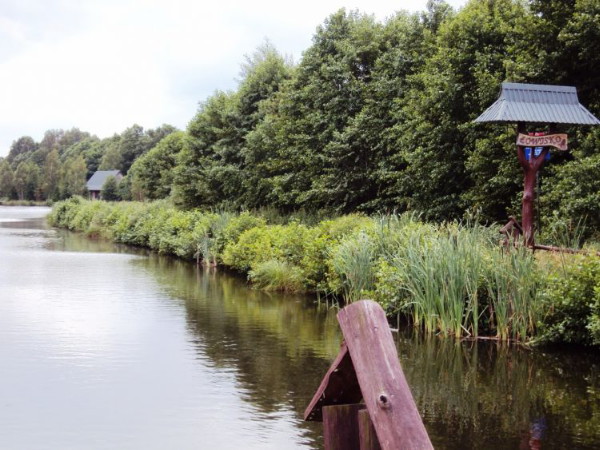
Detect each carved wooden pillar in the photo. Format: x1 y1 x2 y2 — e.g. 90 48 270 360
516 123 550 247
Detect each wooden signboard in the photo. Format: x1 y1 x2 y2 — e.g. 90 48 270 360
516 133 568 151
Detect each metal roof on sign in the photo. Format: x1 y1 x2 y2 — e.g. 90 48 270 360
474 82 600 125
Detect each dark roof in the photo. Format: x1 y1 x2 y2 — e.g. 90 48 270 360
86 170 121 191
475 82 600 125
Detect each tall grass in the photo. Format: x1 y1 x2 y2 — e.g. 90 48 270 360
373 218 542 341
485 249 539 340
388 224 486 338
330 231 376 302
248 259 304 292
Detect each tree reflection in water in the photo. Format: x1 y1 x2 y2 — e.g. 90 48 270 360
137 254 600 450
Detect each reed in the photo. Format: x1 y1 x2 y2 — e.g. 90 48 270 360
385 223 490 338
329 231 376 302
484 248 540 341
248 259 304 292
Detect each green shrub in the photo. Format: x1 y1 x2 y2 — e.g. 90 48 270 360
48 196 84 229
300 214 375 292
222 225 272 272
220 212 266 247
222 221 314 274
537 254 600 346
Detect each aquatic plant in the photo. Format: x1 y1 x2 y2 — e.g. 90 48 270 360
248 259 304 292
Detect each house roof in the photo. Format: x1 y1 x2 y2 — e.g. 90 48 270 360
86 170 121 191
475 82 600 125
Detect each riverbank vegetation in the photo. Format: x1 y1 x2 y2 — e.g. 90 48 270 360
49 198 600 346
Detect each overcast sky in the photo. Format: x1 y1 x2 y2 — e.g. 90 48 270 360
0 0 467 157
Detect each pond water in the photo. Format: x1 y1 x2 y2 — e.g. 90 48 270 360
1 206 599 449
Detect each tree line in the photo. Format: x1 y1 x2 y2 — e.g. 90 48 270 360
2 0 599 234
0 124 176 201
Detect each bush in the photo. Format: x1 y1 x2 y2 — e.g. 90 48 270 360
300 214 375 292
537 254 600 346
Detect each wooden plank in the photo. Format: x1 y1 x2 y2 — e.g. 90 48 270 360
304 342 363 422
516 132 568 151
337 300 433 450
322 404 363 450
359 408 382 450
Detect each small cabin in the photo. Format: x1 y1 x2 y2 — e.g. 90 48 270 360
86 170 122 200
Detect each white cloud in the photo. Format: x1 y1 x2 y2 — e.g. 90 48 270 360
0 0 467 156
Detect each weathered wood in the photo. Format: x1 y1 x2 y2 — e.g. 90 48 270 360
499 216 523 248
304 342 362 422
517 124 551 247
516 132 568 150
359 408 382 450
534 244 600 256
323 404 363 450
337 300 433 450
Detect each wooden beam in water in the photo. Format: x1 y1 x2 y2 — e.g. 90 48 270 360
304 342 362 422
337 300 433 450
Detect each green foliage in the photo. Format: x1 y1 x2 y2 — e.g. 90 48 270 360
58 154 88 199
101 176 121 201
541 154 600 240
329 231 376 302
129 131 186 200
300 214 375 291
537 254 600 346
100 124 177 174
248 259 304 292
0 160 15 199
222 222 313 274
173 44 291 210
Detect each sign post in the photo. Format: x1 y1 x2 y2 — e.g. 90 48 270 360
474 83 598 250
515 124 563 247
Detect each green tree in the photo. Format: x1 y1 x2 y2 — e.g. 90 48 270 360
58 154 88 199
0 159 15 199
174 43 290 210
130 131 186 200
13 161 40 200
393 0 526 220
245 10 385 212
101 175 121 201
99 137 123 172
42 149 61 200
7 136 38 166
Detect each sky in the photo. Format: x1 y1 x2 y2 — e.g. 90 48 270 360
0 0 467 157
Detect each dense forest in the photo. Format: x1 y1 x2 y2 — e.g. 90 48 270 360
2 0 599 234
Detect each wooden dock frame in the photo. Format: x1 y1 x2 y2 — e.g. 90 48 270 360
304 300 433 450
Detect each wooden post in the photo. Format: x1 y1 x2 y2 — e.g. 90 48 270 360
516 123 550 247
305 300 432 450
323 404 363 450
359 409 382 450
337 301 433 450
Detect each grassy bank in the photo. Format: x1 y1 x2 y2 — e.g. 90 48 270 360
48 197 600 346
